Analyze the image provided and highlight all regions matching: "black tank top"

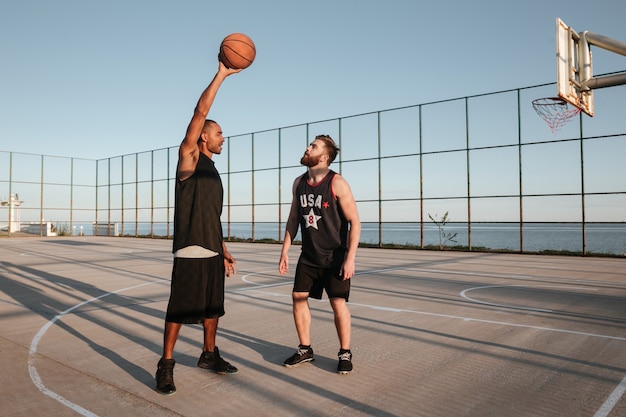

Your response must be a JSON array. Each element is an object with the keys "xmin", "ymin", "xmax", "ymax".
[
  {"xmin": 296, "ymin": 170, "xmax": 348, "ymax": 267},
  {"xmin": 173, "ymin": 152, "xmax": 223, "ymax": 254}
]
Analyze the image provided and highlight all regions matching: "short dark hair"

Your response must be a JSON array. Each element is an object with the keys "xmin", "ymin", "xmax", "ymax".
[
  {"xmin": 316, "ymin": 134, "xmax": 340, "ymax": 164},
  {"xmin": 204, "ymin": 119, "xmax": 217, "ymax": 131},
  {"xmin": 197, "ymin": 119, "xmax": 218, "ymax": 143}
]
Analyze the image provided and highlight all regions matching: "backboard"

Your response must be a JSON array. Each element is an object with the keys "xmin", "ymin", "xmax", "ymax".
[{"xmin": 556, "ymin": 18, "xmax": 594, "ymax": 116}]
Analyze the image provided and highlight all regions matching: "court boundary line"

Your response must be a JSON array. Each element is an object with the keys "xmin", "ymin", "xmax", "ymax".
[
  {"xmin": 28, "ymin": 280, "xmax": 167, "ymax": 417},
  {"xmin": 26, "ymin": 263, "xmax": 625, "ymax": 417},
  {"xmin": 460, "ymin": 284, "xmax": 598, "ymax": 312},
  {"xmin": 594, "ymin": 376, "xmax": 626, "ymax": 417},
  {"xmin": 238, "ymin": 267, "xmax": 626, "ymax": 417}
]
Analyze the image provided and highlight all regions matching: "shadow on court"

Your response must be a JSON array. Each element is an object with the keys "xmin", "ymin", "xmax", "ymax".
[{"xmin": 1, "ymin": 237, "xmax": 625, "ymax": 417}]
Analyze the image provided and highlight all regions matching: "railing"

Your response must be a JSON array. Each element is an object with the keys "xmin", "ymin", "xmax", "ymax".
[{"xmin": 1, "ymin": 80, "xmax": 624, "ymax": 256}]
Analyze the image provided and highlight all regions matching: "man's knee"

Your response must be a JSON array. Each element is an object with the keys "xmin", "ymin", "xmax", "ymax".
[{"xmin": 292, "ymin": 292, "xmax": 309, "ymax": 303}]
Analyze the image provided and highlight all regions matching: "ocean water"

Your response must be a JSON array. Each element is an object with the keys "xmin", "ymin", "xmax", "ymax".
[
  {"xmin": 368, "ymin": 222, "xmax": 625, "ymax": 255},
  {"xmin": 73, "ymin": 221, "xmax": 626, "ymax": 256}
]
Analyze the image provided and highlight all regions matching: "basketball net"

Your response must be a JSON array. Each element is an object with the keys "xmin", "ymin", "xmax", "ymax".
[{"xmin": 532, "ymin": 97, "xmax": 581, "ymax": 133}]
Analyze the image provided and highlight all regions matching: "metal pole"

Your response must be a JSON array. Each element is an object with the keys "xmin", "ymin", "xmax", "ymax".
[
  {"xmin": 95, "ymin": 160, "xmax": 99, "ymax": 236},
  {"xmin": 579, "ymin": 113, "xmax": 587, "ymax": 255},
  {"xmin": 338, "ymin": 118, "xmax": 343, "ymax": 173},
  {"xmin": 585, "ymin": 31, "xmax": 626, "ymax": 56},
  {"xmin": 108, "ymin": 158, "xmax": 111, "ymax": 236},
  {"xmin": 135, "ymin": 153, "xmax": 139, "ymax": 237},
  {"xmin": 251, "ymin": 133, "xmax": 255, "ymax": 242},
  {"xmin": 585, "ymin": 73, "xmax": 626, "ymax": 89},
  {"xmin": 418, "ymin": 105, "xmax": 424, "ymax": 248},
  {"xmin": 517, "ymin": 90, "xmax": 524, "ymax": 252},
  {"xmin": 70, "ymin": 158, "xmax": 74, "ymax": 234},
  {"xmin": 120, "ymin": 156, "xmax": 124, "ymax": 236},
  {"xmin": 39, "ymin": 155, "xmax": 44, "ymax": 236},
  {"xmin": 227, "ymin": 136, "xmax": 231, "ymax": 241},
  {"xmin": 278, "ymin": 128, "xmax": 282, "ymax": 242},
  {"xmin": 8, "ymin": 153, "xmax": 12, "ymax": 237},
  {"xmin": 581, "ymin": 32, "xmax": 626, "ymax": 89},
  {"xmin": 465, "ymin": 97, "xmax": 472, "ymax": 251},
  {"xmin": 377, "ymin": 111, "xmax": 382, "ymax": 248},
  {"xmin": 151, "ymin": 150, "xmax": 155, "ymax": 237},
  {"xmin": 167, "ymin": 147, "xmax": 171, "ymax": 239},
  {"xmin": 306, "ymin": 123, "xmax": 310, "ymax": 148}
]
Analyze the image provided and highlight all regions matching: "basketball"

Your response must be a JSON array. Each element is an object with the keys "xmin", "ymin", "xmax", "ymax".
[{"xmin": 219, "ymin": 33, "xmax": 256, "ymax": 70}]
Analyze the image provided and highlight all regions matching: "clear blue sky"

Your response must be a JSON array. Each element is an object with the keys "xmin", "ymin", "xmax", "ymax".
[{"xmin": 1, "ymin": 0, "xmax": 625, "ymax": 159}]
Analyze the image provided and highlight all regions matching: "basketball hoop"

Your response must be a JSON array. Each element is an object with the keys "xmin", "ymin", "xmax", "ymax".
[{"xmin": 532, "ymin": 97, "xmax": 581, "ymax": 133}]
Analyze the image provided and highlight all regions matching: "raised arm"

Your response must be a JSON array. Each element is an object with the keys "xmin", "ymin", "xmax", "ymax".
[{"xmin": 177, "ymin": 60, "xmax": 241, "ymax": 181}]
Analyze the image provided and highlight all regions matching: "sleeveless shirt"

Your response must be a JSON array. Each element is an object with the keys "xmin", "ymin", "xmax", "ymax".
[
  {"xmin": 296, "ymin": 170, "xmax": 348, "ymax": 267},
  {"xmin": 172, "ymin": 152, "xmax": 224, "ymax": 254}
]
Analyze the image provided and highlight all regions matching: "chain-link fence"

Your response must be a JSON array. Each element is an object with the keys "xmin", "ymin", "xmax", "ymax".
[{"xmin": 2, "ymin": 81, "xmax": 624, "ymax": 255}]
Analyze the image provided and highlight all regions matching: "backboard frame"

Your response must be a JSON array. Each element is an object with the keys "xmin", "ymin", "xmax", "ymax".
[{"xmin": 556, "ymin": 18, "xmax": 594, "ymax": 116}]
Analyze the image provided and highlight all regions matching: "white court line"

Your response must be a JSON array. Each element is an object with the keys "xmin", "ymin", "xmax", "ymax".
[
  {"xmin": 239, "ymin": 268, "xmax": 292, "ymax": 291},
  {"xmin": 594, "ymin": 375, "xmax": 626, "ymax": 417},
  {"xmin": 241, "ymin": 266, "xmax": 626, "ymax": 417},
  {"xmin": 239, "ymin": 270, "xmax": 626, "ymax": 342},
  {"xmin": 460, "ymin": 284, "xmax": 597, "ymax": 313},
  {"xmin": 348, "ymin": 301, "xmax": 626, "ymax": 341},
  {"xmin": 27, "ymin": 270, "xmax": 285, "ymax": 416},
  {"xmin": 29, "ymin": 265, "xmax": 625, "ymax": 417},
  {"xmin": 28, "ymin": 280, "xmax": 167, "ymax": 417}
]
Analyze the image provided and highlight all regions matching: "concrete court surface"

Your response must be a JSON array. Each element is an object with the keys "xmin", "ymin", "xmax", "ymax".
[{"xmin": 1, "ymin": 236, "xmax": 625, "ymax": 417}]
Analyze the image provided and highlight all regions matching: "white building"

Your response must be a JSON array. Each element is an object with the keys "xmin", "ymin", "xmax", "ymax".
[{"xmin": 0, "ymin": 193, "xmax": 23, "ymax": 232}]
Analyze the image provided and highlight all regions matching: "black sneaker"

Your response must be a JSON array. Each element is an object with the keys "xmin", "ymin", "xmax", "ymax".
[
  {"xmin": 337, "ymin": 349, "xmax": 353, "ymax": 374},
  {"xmin": 197, "ymin": 347, "xmax": 238, "ymax": 374},
  {"xmin": 155, "ymin": 358, "xmax": 176, "ymax": 395},
  {"xmin": 283, "ymin": 345, "xmax": 315, "ymax": 367}
]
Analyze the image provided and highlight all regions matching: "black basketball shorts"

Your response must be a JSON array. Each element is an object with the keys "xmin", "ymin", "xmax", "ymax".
[
  {"xmin": 293, "ymin": 259, "xmax": 350, "ymax": 301},
  {"xmin": 165, "ymin": 256, "xmax": 225, "ymax": 324}
]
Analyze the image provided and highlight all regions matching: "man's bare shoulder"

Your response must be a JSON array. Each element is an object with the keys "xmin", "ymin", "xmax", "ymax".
[{"xmin": 331, "ymin": 172, "xmax": 351, "ymax": 186}]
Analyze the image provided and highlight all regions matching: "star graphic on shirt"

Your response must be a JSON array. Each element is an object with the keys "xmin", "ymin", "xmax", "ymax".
[
  {"xmin": 303, "ymin": 208, "xmax": 322, "ymax": 229},
  {"xmin": 322, "ymin": 201, "xmax": 329, "ymax": 209}
]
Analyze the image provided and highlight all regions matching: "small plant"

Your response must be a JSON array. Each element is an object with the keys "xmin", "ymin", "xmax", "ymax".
[
  {"xmin": 55, "ymin": 223, "xmax": 71, "ymax": 236},
  {"xmin": 428, "ymin": 212, "xmax": 458, "ymax": 249}
]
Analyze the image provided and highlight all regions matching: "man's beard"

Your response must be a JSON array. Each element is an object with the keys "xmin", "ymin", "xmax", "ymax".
[{"xmin": 300, "ymin": 153, "xmax": 321, "ymax": 167}]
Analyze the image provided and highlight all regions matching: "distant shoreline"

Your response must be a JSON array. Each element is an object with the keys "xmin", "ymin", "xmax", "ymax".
[{"xmin": 3, "ymin": 221, "xmax": 623, "ymax": 256}]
